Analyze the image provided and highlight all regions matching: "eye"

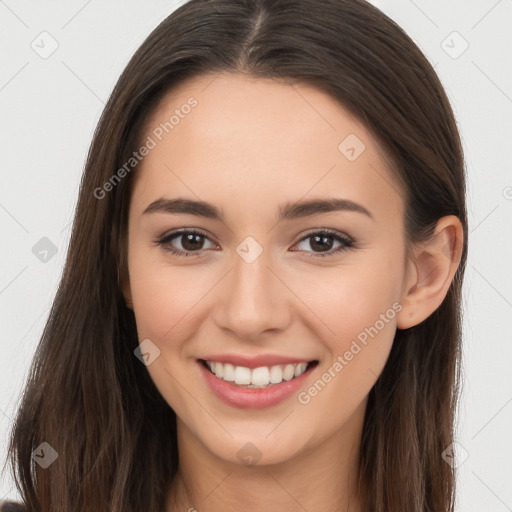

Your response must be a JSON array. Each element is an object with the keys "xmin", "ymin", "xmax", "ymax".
[
  {"xmin": 292, "ymin": 228, "xmax": 355, "ymax": 258},
  {"xmin": 155, "ymin": 229, "xmax": 217, "ymax": 257},
  {"xmin": 154, "ymin": 227, "xmax": 356, "ymax": 258}
]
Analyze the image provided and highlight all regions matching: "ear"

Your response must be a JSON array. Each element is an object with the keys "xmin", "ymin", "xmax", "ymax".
[{"xmin": 396, "ymin": 215, "xmax": 464, "ymax": 330}]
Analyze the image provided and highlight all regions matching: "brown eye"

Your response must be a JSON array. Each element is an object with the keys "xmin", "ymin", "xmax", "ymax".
[
  {"xmin": 156, "ymin": 229, "xmax": 217, "ymax": 256},
  {"xmin": 155, "ymin": 228, "xmax": 355, "ymax": 259},
  {"xmin": 293, "ymin": 229, "xmax": 354, "ymax": 258}
]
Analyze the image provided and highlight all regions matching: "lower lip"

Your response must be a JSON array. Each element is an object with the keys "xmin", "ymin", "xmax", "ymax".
[{"xmin": 198, "ymin": 360, "xmax": 315, "ymax": 409}]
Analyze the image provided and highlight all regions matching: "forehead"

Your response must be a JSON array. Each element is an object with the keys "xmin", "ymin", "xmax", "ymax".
[{"xmin": 130, "ymin": 72, "xmax": 404, "ymax": 226}]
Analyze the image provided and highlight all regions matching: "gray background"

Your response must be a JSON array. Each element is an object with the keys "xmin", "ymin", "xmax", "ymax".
[{"xmin": 1, "ymin": 0, "xmax": 511, "ymax": 510}]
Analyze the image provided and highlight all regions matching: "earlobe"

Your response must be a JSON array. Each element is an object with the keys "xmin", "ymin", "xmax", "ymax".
[{"xmin": 397, "ymin": 215, "xmax": 464, "ymax": 330}]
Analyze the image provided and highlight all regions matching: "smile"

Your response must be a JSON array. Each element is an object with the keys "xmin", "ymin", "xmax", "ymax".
[
  {"xmin": 198, "ymin": 357, "xmax": 318, "ymax": 409},
  {"xmin": 202, "ymin": 360, "xmax": 314, "ymax": 388}
]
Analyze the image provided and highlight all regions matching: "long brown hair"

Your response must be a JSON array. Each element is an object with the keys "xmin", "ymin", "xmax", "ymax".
[{"xmin": 1, "ymin": 0, "xmax": 468, "ymax": 510}]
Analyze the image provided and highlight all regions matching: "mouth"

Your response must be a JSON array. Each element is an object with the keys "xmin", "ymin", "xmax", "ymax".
[{"xmin": 199, "ymin": 359, "xmax": 319, "ymax": 389}]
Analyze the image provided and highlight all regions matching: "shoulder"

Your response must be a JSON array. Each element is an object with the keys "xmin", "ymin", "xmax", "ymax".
[{"xmin": 0, "ymin": 501, "xmax": 27, "ymax": 512}]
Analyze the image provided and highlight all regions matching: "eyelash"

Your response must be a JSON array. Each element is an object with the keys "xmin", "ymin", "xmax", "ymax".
[{"xmin": 154, "ymin": 228, "xmax": 356, "ymax": 259}]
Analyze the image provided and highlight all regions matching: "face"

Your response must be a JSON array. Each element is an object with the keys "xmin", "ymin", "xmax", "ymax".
[{"xmin": 122, "ymin": 72, "xmax": 410, "ymax": 467}]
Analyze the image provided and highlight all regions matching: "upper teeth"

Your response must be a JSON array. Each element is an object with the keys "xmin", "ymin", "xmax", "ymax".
[{"xmin": 206, "ymin": 361, "xmax": 309, "ymax": 387}]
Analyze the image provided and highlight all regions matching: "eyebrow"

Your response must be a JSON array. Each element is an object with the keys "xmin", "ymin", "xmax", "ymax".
[{"xmin": 142, "ymin": 197, "xmax": 374, "ymax": 221}]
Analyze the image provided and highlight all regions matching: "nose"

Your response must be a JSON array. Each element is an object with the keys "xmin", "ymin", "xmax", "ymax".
[{"xmin": 211, "ymin": 246, "xmax": 293, "ymax": 342}]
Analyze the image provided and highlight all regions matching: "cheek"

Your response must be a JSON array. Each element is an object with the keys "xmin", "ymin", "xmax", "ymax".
[
  {"xmin": 293, "ymin": 254, "xmax": 403, "ymax": 408},
  {"xmin": 127, "ymin": 250, "xmax": 207, "ymax": 413},
  {"xmin": 296, "ymin": 273, "xmax": 400, "ymax": 417},
  {"xmin": 299, "ymin": 253, "xmax": 403, "ymax": 344},
  {"xmin": 127, "ymin": 248, "xmax": 210, "ymax": 342},
  {"xmin": 295, "ymin": 254, "xmax": 403, "ymax": 412}
]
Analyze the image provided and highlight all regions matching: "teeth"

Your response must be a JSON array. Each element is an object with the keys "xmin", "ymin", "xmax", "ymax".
[
  {"xmin": 251, "ymin": 366, "xmax": 270, "ymax": 386},
  {"xmin": 223, "ymin": 363, "xmax": 235, "ymax": 382},
  {"xmin": 269, "ymin": 365, "xmax": 282, "ymax": 384},
  {"xmin": 234, "ymin": 366, "xmax": 251, "ymax": 385},
  {"xmin": 295, "ymin": 362, "xmax": 307, "ymax": 377},
  {"xmin": 283, "ymin": 364, "xmax": 295, "ymax": 381},
  {"xmin": 205, "ymin": 360, "xmax": 310, "ymax": 387},
  {"xmin": 214, "ymin": 362, "xmax": 223, "ymax": 378}
]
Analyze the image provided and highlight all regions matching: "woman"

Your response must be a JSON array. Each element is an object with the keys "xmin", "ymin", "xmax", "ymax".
[{"xmin": 1, "ymin": 0, "xmax": 468, "ymax": 510}]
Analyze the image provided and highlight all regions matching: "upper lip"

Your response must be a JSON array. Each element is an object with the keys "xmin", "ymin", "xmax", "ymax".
[{"xmin": 199, "ymin": 354, "xmax": 315, "ymax": 369}]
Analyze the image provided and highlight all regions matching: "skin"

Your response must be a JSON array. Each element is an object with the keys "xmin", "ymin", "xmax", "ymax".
[{"xmin": 121, "ymin": 72, "xmax": 464, "ymax": 511}]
